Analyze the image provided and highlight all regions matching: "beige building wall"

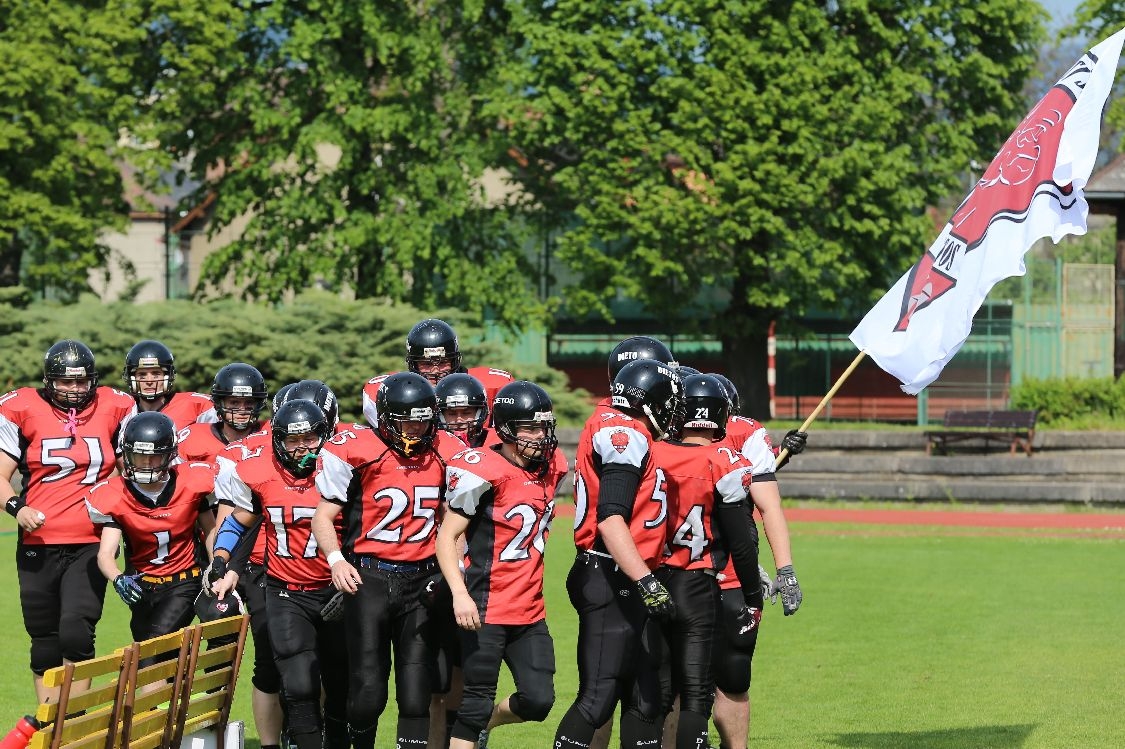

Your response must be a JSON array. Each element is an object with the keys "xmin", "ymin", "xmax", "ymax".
[{"xmin": 92, "ymin": 215, "xmax": 169, "ymax": 303}]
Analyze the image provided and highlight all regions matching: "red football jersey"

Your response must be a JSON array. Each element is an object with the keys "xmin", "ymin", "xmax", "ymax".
[
  {"xmin": 572, "ymin": 403, "xmax": 665, "ymax": 567},
  {"xmin": 149, "ymin": 391, "xmax": 217, "ymax": 432},
  {"xmin": 86, "ymin": 462, "xmax": 215, "ymax": 575},
  {"xmin": 215, "ymin": 428, "xmax": 273, "ymax": 566},
  {"xmin": 176, "ymin": 420, "xmax": 264, "ymax": 465},
  {"xmin": 316, "ymin": 425, "xmax": 445, "ymax": 561},
  {"xmin": 217, "ymin": 448, "xmax": 332, "ymax": 587},
  {"xmin": 651, "ymin": 442, "xmax": 754, "ymax": 572},
  {"xmin": 361, "ymin": 366, "xmax": 513, "ymax": 429},
  {"xmin": 446, "ymin": 444, "xmax": 567, "ymax": 625},
  {"xmin": 0, "ymin": 386, "xmax": 136, "ymax": 545},
  {"xmin": 720, "ymin": 416, "xmax": 777, "ymax": 475}
]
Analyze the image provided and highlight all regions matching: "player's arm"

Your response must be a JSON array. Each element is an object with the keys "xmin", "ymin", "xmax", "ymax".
[
  {"xmin": 95, "ymin": 525, "xmax": 125, "ymax": 583},
  {"xmin": 0, "ymin": 450, "xmax": 44, "ymax": 532},
  {"xmin": 311, "ymin": 499, "xmax": 361, "ymax": 594},
  {"xmin": 436, "ymin": 510, "xmax": 479, "ymax": 631},
  {"xmin": 713, "ymin": 499, "xmax": 761, "ymax": 602},
  {"xmin": 748, "ymin": 479, "xmax": 791, "ymax": 568},
  {"xmin": 595, "ymin": 464, "xmax": 649, "ymax": 581},
  {"xmin": 748, "ymin": 477, "xmax": 802, "ymax": 615}
]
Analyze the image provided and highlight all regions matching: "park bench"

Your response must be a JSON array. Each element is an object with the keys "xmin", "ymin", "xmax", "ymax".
[
  {"xmin": 924, "ymin": 409, "xmax": 1038, "ymax": 457},
  {"xmin": 26, "ymin": 614, "xmax": 248, "ymax": 749}
]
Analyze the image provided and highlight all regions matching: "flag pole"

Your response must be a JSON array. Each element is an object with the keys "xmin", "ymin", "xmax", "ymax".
[{"xmin": 777, "ymin": 350, "xmax": 867, "ymax": 464}]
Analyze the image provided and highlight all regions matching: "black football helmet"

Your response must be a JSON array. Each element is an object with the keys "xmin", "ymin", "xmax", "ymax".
[
  {"xmin": 122, "ymin": 412, "xmax": 178, "ymax": 484},
  {"xmin": 210, "ymin": 363, "xmax": 268, "ymax": 430},
  {"xmin": 678, "ymin": 366, "xmax": 701, "ymax": 377},
  {"xmin": 607, "ymin": 336, "xmax": 676, "ymax": 385},
  {"xmin": 493, "ymin": 381, "xmax": 558, "ymax": 470},
  {"xmin": 611, "ymin": 359, "xmax": 685, "ymax": 441},
  {"xmin": 123, "ymin": 339, "xmax": 176, "ymax": 400},
  {"xmin": 42, "ymin": 339, "xmax": 99, "ymax": 410},
  {"xmin": 272, "ymin": 382, "xmax": 298, "ymax": 412},
  {"xmin": 271, "ymin": 399, "xmax": 331, "ymax": 478},
  {"xmin": 376, "ymin": 372, "xmax": 438, "ymax": 457},
  {"xmin": 708, "ymin": 373, "xmax": 740, "ymax": 416},
  {"xmin": 278, "ymin": 379, "xmax": 339, "ymax": 431},
  {"xmin": 406, "ymin": 318, "xmax": 462, "ymax": 384},
  {"xmin": 435, "ymin": 373, "xmax": 488, "ymax": 444},
  {"xmin": 681, "ymin": 374, "xmax": 730, "ymax": 440}
]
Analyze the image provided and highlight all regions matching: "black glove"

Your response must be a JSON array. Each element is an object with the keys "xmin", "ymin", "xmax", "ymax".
[
  {"xmin": 635, "ymin": 573, "xmax": 676, "ymax": 620},
  {"xmin": 113, "ymin": 574, "xmax": 144, "ymax": 606},
  {"xmin": 202, "ymin": 556, "xmax": 229, "ymax": 597},
  {"xmin": 774, "ymin": 565, "xmax": 802, "ymax": 615},
  {"xmin": 320, "ymin": 591, "xmax": 345, "ymax": 622},
  {"xmin": 781, "ymin": 429, "xmax": 808, "ymax": 455}
]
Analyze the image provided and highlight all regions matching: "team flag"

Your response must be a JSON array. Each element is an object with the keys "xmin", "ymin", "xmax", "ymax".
[{"xmin": 850, "ymin": 28, "xmax": 1125, "ymax": 394}]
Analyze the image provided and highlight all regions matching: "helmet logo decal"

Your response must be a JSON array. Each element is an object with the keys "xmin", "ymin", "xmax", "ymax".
[
  {"xmin": 611, "ymin": 395, "xmax": 629, "ymax": 408},
  {"xmin": 423, "ymin": 346, "xmax": 446, "ymax": 357},
  {"xmin": 137, "ymin": 356, "xmax": 160, "ymax": 367},
  {"xmin": 446, "ymin": 395, "xmax": 469, "ymax": 407},
  {"xmin": 408, "ymin": 407, "xmax": 433, "ymax": 419},
  {"xmin": 534, "ymin": 411, "xmax": 554, "ymax": 421},
  {"xmin": 286, "ymin": 420, "xmax": 311, "ymax": 433},
  {"xmin": 63, "ymin": 367, "xmax": 87, "ymax": 377},
  {"xmin": 133, "ymin": 441, "xmax": 156, "ymax": 452},
  {"xmin": 610, "ymin": 430, "xmax": 630, "ymax": 454},
  {"xmin": 231, "ymin": 385, "xmax": 252, "ymax": 396}
]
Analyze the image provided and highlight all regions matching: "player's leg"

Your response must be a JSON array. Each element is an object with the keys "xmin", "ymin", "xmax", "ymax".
[
  {"xmin": 19, "ymin": 544, "xmax": 64, "ymax": 704},
  {"xmin": 712, "ymin": 588, "xmax": 759, "ymax": 749},
  {"xmin": 554, "ymin": 555, "xmax": 642, "ymax": 749},
  {"xmin": 666, "ymin": 571, "xmax": 719, "ymax": 749},
  {"xmin": 449, "ymin": 623, "xmax": 507, "ymax": 749},
  {"xmin": 423, "ymin": 573, "xmax": 458, "ymax": 749},
  {"xmin": 56, "ymin": 544, "xmax": 108, "ymax": 699},
  {"xmin": 238, "ymin": 563, "xmax": 284, "ymax": 749},
  {"xmin": 620, "ymin": 614, "xmax": 669, "ymax": 749},
  {"xmin": 347, "ymin": 566, "xmax": 394, "ymax": 749},
  {"xmin": 390, "ymin": 573, "xmax": 436, "ymax": 749},
  {"xmin": 267, "ymin": 586, "xmax": 324, "ymax": 749},
  {"xmin": 316, "ymin": 601, "xmax": 351, "ymax": 749},
  {"xmin": 497, "ymin": 620, "xmax": 556, "ymax": 728}
]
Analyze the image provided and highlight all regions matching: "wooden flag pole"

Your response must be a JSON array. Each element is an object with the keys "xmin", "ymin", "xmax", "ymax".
[{"xmin": 776, "ymin": 350, "xmax": 867, "ymax": 464}]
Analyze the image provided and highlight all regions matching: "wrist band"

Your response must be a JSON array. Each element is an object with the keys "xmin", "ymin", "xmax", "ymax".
[{"xmin": 326, "ymin": 550, "xmax": 345, "ymax": 567}]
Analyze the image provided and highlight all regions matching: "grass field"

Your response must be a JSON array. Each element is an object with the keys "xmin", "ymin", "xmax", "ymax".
[{"xmin": 2, "ymin": 509, "xmax": 1124, "ymax": 748}]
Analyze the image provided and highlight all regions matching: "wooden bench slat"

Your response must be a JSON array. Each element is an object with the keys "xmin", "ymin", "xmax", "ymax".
[{"xmin": 925, "ymin": 409, "xmax": 1038, "ymax": 456}]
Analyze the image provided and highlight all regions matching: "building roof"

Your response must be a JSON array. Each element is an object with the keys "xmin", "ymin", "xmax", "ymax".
[{"xmin": 1085, "ymin": 152, "xmax": 1125, "ymax": 213}]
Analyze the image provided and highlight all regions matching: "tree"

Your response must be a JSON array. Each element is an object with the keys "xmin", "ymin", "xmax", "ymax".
[
  {"xmin": 0, "ymin": 1, "xmax": 149, "ymax": 298},
  {"xmin": 498, "ymin": 0, "xmax": 1045, "ymax": 417},
  {"xmin": 137, "ymin": 1, "xmax": 545, "ymax": 327}
]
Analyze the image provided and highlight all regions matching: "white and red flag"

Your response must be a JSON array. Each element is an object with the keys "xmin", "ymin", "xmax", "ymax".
[{"xmin": 850, "ymin": 28, "xmax": 1125, "ymax": 394}]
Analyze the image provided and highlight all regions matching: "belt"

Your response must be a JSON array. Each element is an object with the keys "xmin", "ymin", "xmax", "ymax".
[
  {"xmin": 355, "ymin": 555, "xmax": 437, "ymax": 574},
  {"xmin": 269, "ymin": 576, "xmax": 333, "ymax": 592},
  {"xmin": 141, "ymin": 567, "xmax": 201, "ymax": 585},
  {"xmin": 578, "ymin": 550, "xmax": 620, "ymax": 571}
]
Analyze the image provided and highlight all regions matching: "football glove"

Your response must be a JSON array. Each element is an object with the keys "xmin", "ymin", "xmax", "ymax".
[
  {"xmin": 113, "ymin": 574, "xmax": 144, "ymax": 606},
  {"xmin": 781, "ymin": 429, "xmax": 808, "ymax": 455},
  {"xmin": 774, "ymin": 564, "xmax": 803, "ymax": 615},
  {"xmin": 758, "ymin": 564, "xmax": 777, "ymax": 601},
  {"xmin": 729, "ymin": 604, "xmax": 762, "ymax": 647},
  {"xmin": 202, "ymin": 556, "xmax": 229, "ymax": 597},
  {"xmin": 320, "ymin": 591, "xmax": 345, "ymax": 623},
  {"xmin": 635, "ymin": 573, "xmax": 676, "ymax": 620}
]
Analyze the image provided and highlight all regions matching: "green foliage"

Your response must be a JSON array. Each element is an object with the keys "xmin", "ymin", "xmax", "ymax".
[
  {"xmin": 0, "ymin": 0, "xmax": 149, "ymax": 296},
  {"xmin": 135, "ymin": 0, "xmax": 546, "ymax": 330},
  {"xmin": 499, "ymin": 0, "xmax": 1046, "ymax": 415},
  {"xmin": 0, "ymin": 292, "xmax": 590, "ymax": 424},
  {"xmin": 1010, "ymin": 374, "xmax": 1125, "ymax": 426}
]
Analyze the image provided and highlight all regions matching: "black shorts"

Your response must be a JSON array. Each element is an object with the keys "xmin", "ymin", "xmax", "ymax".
[
  {"xmin": 237, "ymin": 560, "xmax": 280, "ymax": 694},
  {"xmin": 130, "ymin": 574, "xmax": 199, "ymax": 645},
  {"xmin": 264, "ymin": 578, "xmax": 348, "ymax": 716},
  {"xmin": 17, "ymin": 542, "xmax": 107, "ymax": 674},
  {"xmin": 712, "ymin": 587, "xmax": 760, "ymax": 694}
]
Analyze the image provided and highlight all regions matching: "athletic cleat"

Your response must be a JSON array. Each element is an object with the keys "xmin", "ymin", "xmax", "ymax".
[{"xmin": 477, "ymin": 728, "xmax": 490, "ymax": 748}]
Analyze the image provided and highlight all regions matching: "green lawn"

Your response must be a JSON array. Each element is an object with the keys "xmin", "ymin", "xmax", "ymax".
[{"xmin": 2, "ymin": 514, "xmax": 1123, "ymax": 748}]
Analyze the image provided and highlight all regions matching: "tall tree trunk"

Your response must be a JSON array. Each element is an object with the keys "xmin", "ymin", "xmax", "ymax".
[
  {"xmin": 0, "ymin": 238, "xmax": 21, "ymax": 287},
  {"xmin": 719, "ymin": 265, "xmax": 774, "ymax": 422}
]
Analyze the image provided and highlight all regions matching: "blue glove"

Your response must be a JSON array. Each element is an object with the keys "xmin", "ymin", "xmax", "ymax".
[{"xmin": 113, "ymin": 574, "xmax": 144, "ymax": 606}]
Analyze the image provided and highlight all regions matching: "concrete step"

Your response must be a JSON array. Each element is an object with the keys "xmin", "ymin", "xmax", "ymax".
[{"xmin": 779, "ymin": 476, "xmax": 1125, "ymax": 504}]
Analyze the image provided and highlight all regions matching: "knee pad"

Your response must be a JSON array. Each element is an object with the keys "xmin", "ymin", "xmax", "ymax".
[
  {"xmin": 57, "ymin": 615, "xmax": 96, "ymax": 664},
  {"xmin": 510, "ymin": 689, "xmax": 554, "ymax": 723},
  {"xmin": 278, "ymin": 649, "xmax": 319, "ymax": 703},
  {"xmin": 251, "ymin": 668, "xmax": 281, "ymax": 695},
  {"xmin": 451, "ymin": 695, "xmax": 492, "ymax": 739},
  {"xmin": 30, "ymin": 638, "xmax": 62, "ymax": 676}
]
